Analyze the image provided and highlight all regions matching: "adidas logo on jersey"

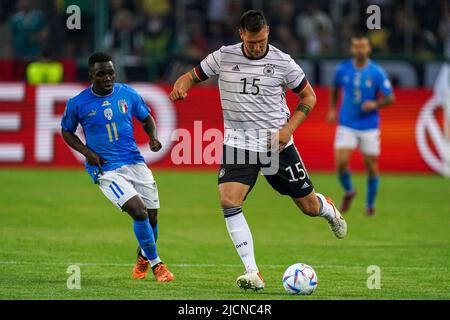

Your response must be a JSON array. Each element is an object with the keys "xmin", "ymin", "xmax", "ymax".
[
  {"xmin": 232, "ymin": 65, "xmax": 240, "ymax": 71},
  {"xmin": 301, "ymin": 182, "xmax": 310, "ymax": 189}
]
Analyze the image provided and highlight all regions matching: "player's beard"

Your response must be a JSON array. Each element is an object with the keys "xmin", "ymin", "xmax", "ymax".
[
  {"xmin": 249, "ymin": 46, "xmax": 268, "ymax": 58},
  {"xmin": 355, "ymin": 55, "xmax": 369, "ymax": 66}
]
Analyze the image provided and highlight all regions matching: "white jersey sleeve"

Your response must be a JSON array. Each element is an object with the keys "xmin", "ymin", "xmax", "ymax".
[
  {"xmin": 284, "ymin": 57, "xmax": 308, "ymax": 93},
  {"xmin": 199, "ymin": 48, "xmax": 222, "ymax": 78}
]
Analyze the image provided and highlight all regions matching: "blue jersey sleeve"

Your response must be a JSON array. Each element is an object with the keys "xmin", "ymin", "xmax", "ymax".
[
  {"xmin": 61, "ymin": 98, "xmax": 79, "ymax": 132},
  {"xmin": 123, "ymin": 85, "xmax": 150, "ymax": 121},
  {"xmin": 376, "ymin": 67, "xmax": 393, "ymax": 97},
  {"xmin": 132, "ymin": 94, "xmax": 151, "ymax": 121}
]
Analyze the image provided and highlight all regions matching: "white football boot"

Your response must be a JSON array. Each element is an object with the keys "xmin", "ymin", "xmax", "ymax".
[
  {"xmin": 325, "ymin": 196, "xmax": 347, "ymax": 239},
  {"xmin": 236, "ymin": 271, "xmax": 265, "ymax": 291}
]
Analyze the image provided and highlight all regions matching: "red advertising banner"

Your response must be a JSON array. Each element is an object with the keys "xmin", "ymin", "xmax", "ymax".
[{"xmin": 0, "ymin": 83, "xmax": 446, "ymax": 174}]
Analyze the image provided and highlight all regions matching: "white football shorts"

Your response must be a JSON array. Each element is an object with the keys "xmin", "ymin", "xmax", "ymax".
[
  {"xmin": 97, "ymin": 163, "xmax": 160, "ymax": 211},
  {"xmin": 334, "ymin": 125, "xmax": 381, "ymax": 156}
]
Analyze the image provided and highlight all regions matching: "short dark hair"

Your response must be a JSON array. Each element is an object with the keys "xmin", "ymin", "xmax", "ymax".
[
  {"xmin": 88, "ymin": 52, "xmax": 112, "ymax": 68},
  {"xmin": 351, "ymin": 32, "xmax": 368, "ymax": 40},
  {"xmin": 240, "ymin": 10, "xmax": 267, "ymax": 33}
]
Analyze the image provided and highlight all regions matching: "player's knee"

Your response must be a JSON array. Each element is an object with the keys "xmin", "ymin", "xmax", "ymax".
[
  {"xmin": 220, "ymin": 193, "xmax": 242, "ymax": 209},
  {"xmin": 366, "ymin": 164, "xmax": 378, "ymax": 177},
  {"xmin": 131, "ymin": 207, "xmax": 148, "ymax": 221},
  {"xmin": 337, "ymin": 161, "xmax": 349, "ymax": 173}
]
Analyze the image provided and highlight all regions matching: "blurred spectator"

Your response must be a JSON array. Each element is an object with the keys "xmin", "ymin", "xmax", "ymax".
[
  {"xmin": 439, "ymin": 1, "xmax": 450, "ymax": 58},
  {"xmin": 267, "ymin": 0, "xmax": 297, "ymax": 31},
  {"xmin": 338, "ymin": 19, "xmax": 357, "ymax": 53},
  {"xmin": 103, "ymin": 9, "xmax": 145, "ymax": 81},
  {"xmin": 367, "ymin": 29, "xmax": 390, "ymax": 54},
  {"xmin": 183, "ymin": 21, "xmax": 208, "ymax": 61},
  {"xmin": 207, "ymin": 0, "xmax": 229, "ymax": 24},
  {"xmin": 103, "ymin": 9, "xmax": 144, "ymax": 57},
  {"xmin": 142, "ymin": 0, "xmax": 171, "ymax": 15},
  {"xmin": 0, "ymin": 0, "xmax": 15, "ymax": 22},
  {"xmin": 26, "ymin": 47, "xmax": 63, "ymax": 84},
  {"xmin": 296, "ymin": 2, "xmax": 334, "ymax": 54},
  {"xmin": 388, "ymin": 5, "xmax": 418, "ymax": 53},
  {"xmin": 144, "ymin": 11, "xmax": 176, "ymax": 80},
  {"xmin": 272, "ymin": 24, "xmax": 302, "ymax": 56},
  {"xmin": 56, "ymin": 0, "xmax": 94, "ymax": 58},
  {"xmin": 9, "ymin": 0, "xmax": 49, "ymax": 59},
  {"xmin": 0, "ymin": 0, "xmax": 449, "ymax": 83},
  {"xmin": 207, "ymin": 22, "xmax": 230, "ymax": 52}
]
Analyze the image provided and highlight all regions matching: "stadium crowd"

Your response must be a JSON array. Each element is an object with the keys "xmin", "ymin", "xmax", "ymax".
[{"xmin": 0, "ymin": 0, "xmax": 448, "ymax": 82}]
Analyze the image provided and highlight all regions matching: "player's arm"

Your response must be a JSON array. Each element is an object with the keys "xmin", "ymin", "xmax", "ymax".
[
  {"xmin": 328, "ymin": 65, "xmax": 343, "ymax": 123},
  {"xmin": 286, "ymin": 83, "xmax": 317, "ymax": 133},
  {"xmin": 362, "ymin": 69, "xmax": 395, "ymax": 112},
  {"xmin": 327, "ymin": 85, "xmax": 339, "ymax": 123},
  {"xmin": 169, "ymin": 67, "xmax": 205, "ymax": 102},
  {"xmin": 61, "ymin": 129, "xmax": 106, "ymax": 174},
  {"xmin": 275, "ymin": 83, "xmax": 317, "ymax": 151},
  {"xmin": 361, "ymin": 94, "xmax": 395, "ymax": 112},
  {"xmin": 140, "ymin": 115, "xmax": 162, "ymax": 152}
]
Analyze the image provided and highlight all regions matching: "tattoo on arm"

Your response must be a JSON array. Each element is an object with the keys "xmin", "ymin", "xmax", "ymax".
[
  {"xmin": 190, "ymin": 69, "xmax": 201, "ymax": 84},
  {"xmin": 296, "ymin": 103, "xmax": 312, "ymax": 116}
]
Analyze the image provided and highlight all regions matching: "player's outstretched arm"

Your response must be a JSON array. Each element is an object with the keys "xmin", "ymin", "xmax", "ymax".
[
  {"xmin": 169, "ymin": 69, "xmax": 203, "ymax": 102},
  {"xmin": 61, "ymin": 129, "xmax": 106, "ymax": 174},
  {"xmin": 140, "ymin": 115, "xmax": 162, "ymax": 152},
  {"xmin": 274, "ymin": 83, "xmax": 317, "ymax": 152}
]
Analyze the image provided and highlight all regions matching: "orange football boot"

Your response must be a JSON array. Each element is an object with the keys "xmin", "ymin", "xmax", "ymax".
[
  {"xmin": 132, "ymin": 248, "xmax": 149, "ymax": 279},
  {"xmin": 152, "ymin": 263, "xmax": 174, "ymax": 282}
]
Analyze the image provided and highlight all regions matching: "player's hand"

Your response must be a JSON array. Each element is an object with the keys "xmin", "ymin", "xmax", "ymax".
[
  {"xmin": 362, "ymin": 100, "xmax": 378, "ymax": 112},
  {"xmin": 84, "ymin": 149, "xmax": 106, "ymax": 175},
  {"xmin": 149, "ymin": 138, "xmax": 162, "ymax": 152},
  {"xmin": 327, "ymin": 109, "xmax": 337, "ymax": 123},
  {"xmin": 169, "ymin": 87, "xmax": 187, "ymax": 102},
  {"xmin": 271, "ymin": 126, "xmax": 292, "ymax": 152}
]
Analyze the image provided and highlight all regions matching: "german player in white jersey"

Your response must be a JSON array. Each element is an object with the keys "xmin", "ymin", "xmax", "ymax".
[{"xmin": 169, "ymin": 10, "xmax": 347, "ymax": 291}]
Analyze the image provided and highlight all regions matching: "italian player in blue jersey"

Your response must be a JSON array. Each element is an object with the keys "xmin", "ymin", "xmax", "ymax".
[
  {"xmin": 61, "ymin": 52, "xmax": 174, "ymax": 282},
  {"xmin": 328, "ymin": 35, "xmax": 395, "ymax": 216}
]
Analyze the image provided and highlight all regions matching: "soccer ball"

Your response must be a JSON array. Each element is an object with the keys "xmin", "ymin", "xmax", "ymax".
[{"xmin": 282, "ymin": 263, "xmax": 318, "ymax": 295}]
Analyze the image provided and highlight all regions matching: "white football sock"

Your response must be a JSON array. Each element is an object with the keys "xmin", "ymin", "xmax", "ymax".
[
  {"xmin": 149, "ymin": 257, "xmax": 162, "ymax": 267},
  {"xmin": 316, "ymin": 193, "xmax": 336, "ymax": 221},
  {"xmin": 224, "ymin": 208, "xmax": 259, "ymax": 273},
  {"xmin": 140, "ymin": 249, "xmax": 161, "ymax": 267}
]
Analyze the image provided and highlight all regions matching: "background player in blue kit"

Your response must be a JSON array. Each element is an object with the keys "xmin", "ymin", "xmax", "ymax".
[
  {"xmin": 328, "ymin": 35, "xmax": 395, "ymax": 216},
  {"xmin": 61, "ymin": 52, "xmax": 174, "ymax": 282}
]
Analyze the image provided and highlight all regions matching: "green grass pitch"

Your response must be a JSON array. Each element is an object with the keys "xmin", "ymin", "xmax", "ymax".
[{"xmin": 0, "ymin": 169, "xmax": 449, "ymax": 300}]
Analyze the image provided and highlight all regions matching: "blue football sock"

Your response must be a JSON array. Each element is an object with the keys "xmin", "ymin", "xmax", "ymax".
[
  {"xmin": 152, "ymin": 223, "xmax": 159, "ymax": 243},
  {"xmin": 339, "ymin": 171, "xmax": 354, "ymax": 193},
  {"xmin": 367, "ymin": 176, "xmax": 380, "ymax": 209},
  {"xmin": 133, "ymin": 220, "xmax": 158, "ymax": 261}
]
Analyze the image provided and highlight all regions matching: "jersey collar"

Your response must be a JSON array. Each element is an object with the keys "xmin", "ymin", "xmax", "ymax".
[
  {"xmin": 90, "ymin": 85, "xmax": 115, "ymax": 98},
  {"xmin": 352, "ymin": 59, "xmax": 371, "ymax": 70},
  {"xmin": 241, "ymin": 43, "xmax": 269, "ymax": 60}
]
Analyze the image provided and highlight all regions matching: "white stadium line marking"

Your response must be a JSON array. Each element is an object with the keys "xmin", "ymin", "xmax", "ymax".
[{"xmin": 0, "ymin": 260, "xmax": 448, "ymax": 271}]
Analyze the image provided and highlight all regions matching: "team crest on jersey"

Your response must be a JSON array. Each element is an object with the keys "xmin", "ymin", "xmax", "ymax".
[
  {"xmin": 104, "ymin": 108, "xmax": 113, "ymax": 120},
  {"xmin": 118, "ymin": 100, "xmax": 128, "ymax": 113},
  {"xmin": 263, "ymin": 64, "xmax": 275, "ymax": 77},
  {"xmin": 365, "ymin": 79, "xmax": 372, "ymax": 87}
]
